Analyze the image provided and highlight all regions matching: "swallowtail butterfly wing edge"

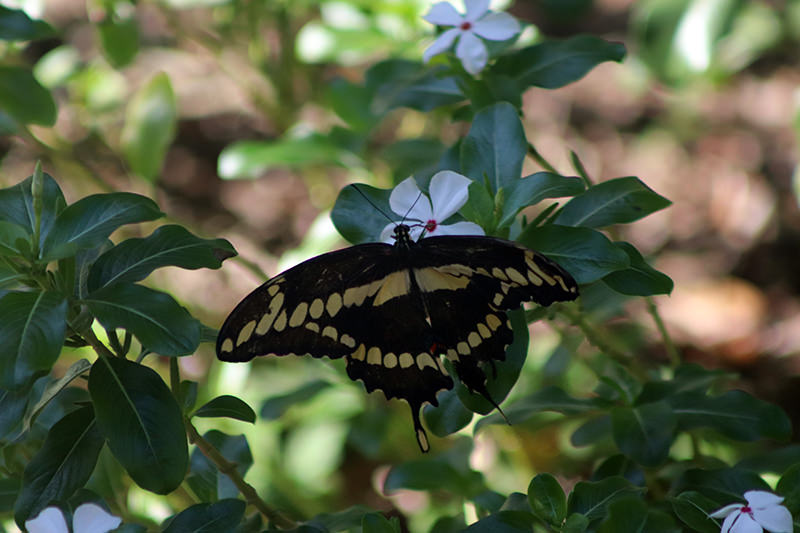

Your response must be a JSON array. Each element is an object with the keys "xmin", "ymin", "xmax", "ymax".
[{"xmin": 217, "ymin": 224, "xmax": 578, "ymax": 451}]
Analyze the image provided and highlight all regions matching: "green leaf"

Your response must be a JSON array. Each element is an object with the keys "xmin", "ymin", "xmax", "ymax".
[
  {"xmin": 22, "ymin": 358, "xmax": 92, "ymax": 433},
  {"xmin": 366, "ymin": 60, "xmax": 464, "ymax": 112},
  {"xmin": 591, "ymin": 455, "xmax": 645, "ymax": 486},
  {"xmin": 327, "ymin": 78, "xmax": 377, "ymax": 132},
  {"xmin": 87, "ymin": 225, "xmax": 236, "ymax": 291},
  {"xmin": 464, "ymin": 511, "xmax": 535, "ymax": 533},
  {"xmin": 777, "ymin": 464, "xmax": 800, "ymax": 515},
  {"xmin": 423, "ymin": 388, "xmax": 474, "ymax": 437},
  {"xmin": 499, "ymin": 173, "xmax": 585, "ymax": 228},
  {"xmin": 193, "ymin": 395, "xmax": 256, "ymax": 423},
  {"xmin": 493, "ymin": 35, "xmax": 626, "ymax": 90},
  {"xmin": 13, "ymin": 405, "xmax": 104, "ymax": 526},
  {"xmin": 381, "ymin": 138, "xmax": 446, "ymax": 182},
  {"xmin": 98, "ymin": 17, "xmax": 139, "ymax": 68},
  {"xmin": 528, "ymin": 473, "xmax": 566, "ymax": 525},
  {"xmin": 331, "ymin": 183, "xmax": 394, "ymax": 244},
  {"xmin": 41, "ymin": 192, "xmax": 163, "ymax": 261},
  {"xmin": 362, "ymin": 512, "xmax": 399, "ymax": 533},
  {"xmin": 603, "ymin": 242, "xmax": 673, "ymax": 296},
  {"xmin": 571, "ymin": 415, "xmax": 612, "ymax": 447},
  {"xmin": 670, "ymin": 390, "xmax": 791, "ymax": 441},
  {"xmin": 460, "ymin": 102, "xmax": 527, "ymax": 193},
  {"xmin": 0, "ymin": 221, "xmax": 30, "ymax": 257},
  {"xmin": 670, "ymin": 491, "xmax": 723, "ymax": 533},
  {"xmin": 598, "ymin": 497, "xmax": 680, "ymax": 533},
  {"xmin": 0, "ymin": 5, "xmax": 54, "ymax": 40},
  {"xmin": 638, "ymin": 363, "xmax": 728, "ymax": 403},
  {"xmin": 162, "ymin": 499, "xmax": 246, "ymax": 533},
  {"xmin": 121, "ymin": 73, "xmax": 177, "ymax": 181},
  {"xmin": 0, "ymin": 173, "xmax": 65, "ymax": 250},
  {"xmin": 259, "ymin": 379, "xmax": 331, "ymax": 420},
  {"xmin": 503, "ymin": 385, "xmax": 607, "ymax": 423},
  {"xmin": 517, "ymin": 224, "xmax": 629, "ymax": 284},
  {"xmin": 384, "ymin": 458, "xmax": 482, "ymax": 497},
  {"xmin": 186, "ymin": 431, "xmax": 252, "ymax": 502},
  {"xmin": 308, "ymin": 505, "xmax": 379, "ymax": 532},
  {"xmin": 0, "ymin": 291, "xmax": 67, "ymax": 389},
  {"xmin": 219, "ymin": 134, "xmax": 355, "ymax": 180},
  {"xmin": 567, "ymin": 476, "xmax": 642, "ymax": 522},
  {"xmin": 611, "ymin": 401, "xmax": 676, "ymax": 466},
  {"xmin": 0, "ymin": 385, "xmax": 34, "ymax": 439},
  {"xmin": 0, "ymin": 477, "xmax": 18, "ymax": 513},
  {"xmin": 562, "ymin": 513, "xmax": 590, "ymax": 533},
  {"xmin": 0, "ymin": 66, "xmax": 56, "ymax": 125},
  {"xmin": 555, "ymin": 177, "xmax": 671, "ymax": 228},
  {"xmin": 84, "ymin": 283, "xmax": 200, "ymax": 356},
  {"xmin": 675, "ymin": 467, "xmax": 771, "ymax": 504},
  {"xmin": 88, "ymin": 357, "xmax": 188, "ymax": 494}
]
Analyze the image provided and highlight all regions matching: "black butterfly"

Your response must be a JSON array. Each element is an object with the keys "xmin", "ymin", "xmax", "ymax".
[{"xmin": 217, "ymin": 224, "xmax": 578, "ymax": 451}]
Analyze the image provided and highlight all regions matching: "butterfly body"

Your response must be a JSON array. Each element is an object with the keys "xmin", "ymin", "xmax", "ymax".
[{"xmin": 217, "ymin": 224, "xmax": 578, "ymax": 451}]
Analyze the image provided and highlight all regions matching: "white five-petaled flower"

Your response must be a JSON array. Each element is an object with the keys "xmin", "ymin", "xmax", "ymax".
[
  {"xmin": 710, "ymin": 491, "xmax": 793, "ymax": 533},
  {"xmin": 380, "ymin": 170, "xmax": 484, "ymax": 243},
  {"xmin": 26, "ymin": 503, "xmax": 122, "ymax": 533},
  {"xmin": 422, "ymin": 0, "xmax": 521, "ymax": 75}
]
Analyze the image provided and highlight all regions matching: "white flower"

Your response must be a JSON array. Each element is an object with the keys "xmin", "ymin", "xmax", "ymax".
[
  {"xmin": 710, "ymin": 491, "xmax": 793, "ymax": 533},
  {"xmin": 422, "ymin": 0, "xmax": 520, "ymax": 75},
  {"xmin": 380, "ymin": 170, "xmax": 484, "ymax": 242},
  {"xmin": 26, "ymin": 503, "xmax": 122, "ymax": 533}
]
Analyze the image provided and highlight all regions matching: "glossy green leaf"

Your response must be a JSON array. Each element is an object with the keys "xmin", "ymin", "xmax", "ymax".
[
  {"xmin": 637, "ymin": 363, "xmax": 728, "ymax": 404},
  {"xmin": 674, "ymin": 467, "xmax": 771, "ymax": 503},
  {"xmin": 0, "ymin": 221, "xmax": 29, "ymax": 256},
  {"xmin": 13, "ymin": 405, "xmax": 104, "ymax": 526},
  {"xmin": 121, "ymin": 73, "xmax": 177, "ymax": 181},
  {"xmin": 518, "ymin": 224, "xmax": 629, "ymax": 284},
  {"xmin": 381, "ymin": 138, "xmax": 446, "ymax": 182},
  {"xmin": 567, "ymin": 476, "xmax": 642, "ymax": 522},
  {"xmin": 219, "ymin": 135, "xmax": 354, "ymax": 180},
  {"xmin": 603, "ymin": 242, "xmax": 673, "ymax": 296},
  {"xmin": 777, "ymin": 464, "xmax": 800, "ymax": 515},
  {"xmin": 670, "ymin": 390, "xmax": 791, "ymax": 441},
  {"xmin": 528, "ymin": 473, "xmax": 566, "ymax": 525},
  {"xmin": 384, "ymin": 458, "xmax": 482, "ymax": 497},
  {"xmin": 0, "ymin": 385, "xmax": 32, "ymax": 440},
  {"xmin": 193, "ymin": 395, "xmax": 256, "ymax": 423},
  {"xmin": 361, "ymin": 512, "xmax": 399, "ymax": 533},
  {"xmin": 162, "ymin": 499, "xmax": 246, "ymax": 533},
  {"xmin": 22, "ymin": 358, "xmax": 92, "ymax": 433},
  {"xmin": 423, "ymin": 387, "xmax": 474, "ymax": 437},
  {"xmin": 89, "ymin": 357, "xmax": 188, "ymax": 494},
  {"xmin": 0, "ymin": 66, "xmax": 56, "ymax": 126},
  {"xmin": 0, "ymin": 291, "xmax": 67, "ymax": 389},
  {"xmin": 502, "ymin": 385, "xmax": 606, "ymax": 423},
  {"xmin": 499, "ymin": 173, "xmax": 585, "ymax": 228},
  {"xmin": 327, "ymin": 78, "xmax": 377, "ymax": 132},
  {"xmin": 493, "ymin": 35, "xmax": 626, "ymax": 89},
  {"xmin": 591, "ymin": 455, "xmax": 645, "ymax": 486},
  {"xmin": 571, "ymin": 415, "xmax": 612, "ymax": 447},
  {"xmin": 0, "ymin": 173, "xmax": 65, "ymax": 250},
  {"xmin": 0, "ymin": 477, "xmax": 18, "ymax": 512},
  {"xmin": 460, "ymin": 102, "xmax": 527, "ymax": 192},
  {"xmin": 0, "ymin": 5, "xmax": 54, "ymax": 40},
  {"xmin": 87, "ymin": 225, "xmax": 236, "ymax": 291},
  {"xmin": 562, "ymin": 513, "xmax": 590, "ymax": 533},
  {"xmin": 186, "ymin": 431, "xmax": 252, "ymax": 502},
  {"xmin": 331, "ymin": 183, "xmax": 394, "ymax": 244},
  {"xmin": 459, "ymin": 180, "xmax": 496, "ymax": 234},
  {"xmin": 41, "ymin": 192, "xmax": 163, "ymax": 261},
  {"xmin": 670, "ymin": 491, "xmax": 723, "ymax": 533},
  {"xmin": 98, "ymin": 17, "xmax": 139, "ymax": 68},
  {"xmin": 308, "ymin": 505, "xmax": 378, "ymax": 532},
  {"xmin": 464, "ymin": 511, "xmax": 535, "ymax": 532},
  {"xmin": 555, "ymin": 177, "xmax": 671, "ymax": 228},
  {"xmin": 260, "ymin": 379, "xmax": 331, "ymax": 420},
  {"xmin": 366, "ymin": 60, "xmax": 463, "ymax": 112},
  {"xmin": 84, "ymin": 283, "xmax": 200, "ymax": 356},
  {"xmin": 611, "ymin": 401, "xmax": 676, "ymax": 466},
  {"xmin": 598, "ymin": 497, "xmax": 680, "ymax": 533}
]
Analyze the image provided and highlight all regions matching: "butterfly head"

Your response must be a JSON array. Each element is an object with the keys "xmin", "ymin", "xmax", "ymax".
[{"xmin": 391, "ymin": 224, "xmax": 415, "ymax": 249}]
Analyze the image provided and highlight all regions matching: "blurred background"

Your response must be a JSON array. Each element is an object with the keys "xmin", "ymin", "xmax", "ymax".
[{"xmin": 2, "ymin": 0, "xmax": 800, "ymax": 529}]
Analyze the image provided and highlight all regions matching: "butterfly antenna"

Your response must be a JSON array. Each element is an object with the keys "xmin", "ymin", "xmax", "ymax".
[{"xmin": 352, "ymin": 184, "xmax": 395, "ymax": 223}]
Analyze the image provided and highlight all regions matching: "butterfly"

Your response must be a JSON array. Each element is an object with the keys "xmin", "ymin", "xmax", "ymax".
[{"xmin": 216, "ymin": 223, "xmax": 579, "ymax": 451}]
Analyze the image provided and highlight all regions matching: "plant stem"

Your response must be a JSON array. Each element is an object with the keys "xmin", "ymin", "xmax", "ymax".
[
  {"xmin": 184, "ymin": 419, "xmax": 297, "ymax": 530},
  {"xmin": 645, "ymin": 297, "xmax": 680, "ymax": 368},
  {"xmin": 527, "ymin": 143, "xmax": 558, "ymax": 174},
  {"xmin": 559, "ymin": 304, "xmax": 630, "ymax": 361}
]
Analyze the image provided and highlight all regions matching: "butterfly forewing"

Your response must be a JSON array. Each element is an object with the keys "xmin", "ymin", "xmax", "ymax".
[{"xmin": 217, "ymin": 225, "xmax": 579, "ymax": 451}]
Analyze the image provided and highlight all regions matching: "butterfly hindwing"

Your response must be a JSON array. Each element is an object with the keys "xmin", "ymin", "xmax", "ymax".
[{"xmin": 217, "ymin": 226, "xmax": 579, "ymax": 451}]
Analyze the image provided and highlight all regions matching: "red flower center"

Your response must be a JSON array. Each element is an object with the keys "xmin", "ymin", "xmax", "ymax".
[
  {"xmin": 425, "ymin": 219, "xmax": 437, "ymax": 232},
  {"xmin": 741, "ymin": 505, "xmax": 752, "ymax": 515},
  {"xmin": 460, "ymin": 21, "xmax": 472, "ymax": 30}
]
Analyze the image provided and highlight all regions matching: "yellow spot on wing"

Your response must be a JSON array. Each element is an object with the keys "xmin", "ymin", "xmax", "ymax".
[
  {"xmin": 352, "ymin": 344, "xmax": 366, "ymax": 361},
  {"xmin": 373, "ymin": 270, "xmax": 411, "ymax": 306},
  {"xmin": 416, "ymin": 353, "xmax": 437, "ymax": 370},
  {"xmin": 399, "ymin": 353, "xmax": 414, "ymax": 368},
  {"xmin": 256, "ymin": 292, "xmax": 284, "ymax": 334},
  {"xmin": 304, "ymin": 322, "xmax": 320, "ymax": 333},
  {"xmin": 525, "ymin": 253, "xmax": 557, "ymax": 286},
  {"xmin": 457, "ymin": 342, "xmax": 470, "ymax": 355},
  {"xmin": 467, "ymin": 331, "xmax": 481, "ymax": 347},
  {"xmin": 491, "ymin": 267, "xmax": 508, "ymax": 281},
  {"xmin": 340, "ymin": 334, "xmax": 356, "ymax": 348},
  {"xmin": 384, "ymin": 353, "xmax": 398, "ymax": 368},
  {"xmin": 289, "ymin": 302, "xmax": 308, "ymax": 327},
  {"xmin": 220, "ymin": 338, "xmax": 233, "ymax": 353},
  {"xmin": 309, "ymin": 298, "xmax": 324, "ymax": 319},
  {"xmin": 236, "ymin": 320, "xmax": 256, "ymax": 347},
  {"xmin": 367, "ymin": 346, "xmax": 382, "ymax": 365},
  {"xmin": 477, "ymin": 323, "xmax": 491, "ymax": 339},
  {"xmin": 414, "ymin": 266, "xmax": 470, "ymax": 293},
  {"xmin": 267, "ymin": 284, "xmax": 280, "ymax": 296},
  {"xmin": 486, "ymin": 314, "xmax": 502, "ymax": 331},
  {"xmin": 273, "ymin": 310, "xmax": 288, "ymax": 332},
  {"xmin": 506, "ymin": 267, "xmax": 528, "ymax": 285},
  {"xmin": 326, "ymin": 293, "xmax": 342, "ymax": 317},
  {"xmin": 322, "ymin": 326, "xmax": 338, "ymax": 341}
]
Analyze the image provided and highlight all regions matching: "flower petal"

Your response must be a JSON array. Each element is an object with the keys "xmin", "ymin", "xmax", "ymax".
[
  {"xmin": 428, "ymin": 170, "xmax": 473, "ymax": 220},
  {"xmin": 472, "ymin": 12, "xmax": 521, "ymax": 41},
  {"xmin": 73, "ymin": 503, "xmax": 122, "ymax": 533},
  {"xmin": 389, "ymin": 177, "xmax": 433, "ymax": 223},
  {"xmin": 753, "ymin": 505, "xmax": 793, "ymax": 533},
  {"xmin": 408, "ymin": 225, "xmax": 426, "ymax": 241},
  {"xmin": 26, "ymin": 507, "xmax": 69, "ymax": 533},
  {"xmin": 727, "ymin": 513, "xmax": 765, "ymax": 533},
  {"xmin": 464, "ymin": 0, "xmax": 490, "ymax": 22},
  {"xmin": 423, "ymin": 28, "xmax": 460, "ymax": 63},
  {"xmin": 434, "ymin": 221, "xmax": 485, "ymax": 236},
  {"xmin": 712, "ymin": 504, "xmax": 745, "ymax": 519},
  {"xmin": 455, "ymin": 30, "xmax": 488, "ymax": 74},
  {"xmin": 380, "ymin": 222, "xmax": 397, "ymax": 243},
  {"xmin": 423, "ymin": 2, "xmax": 463, "ymax": 26},
  {"xmin": 745, "ymin": 491, "xmax": 785, "ymax": 509}
]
